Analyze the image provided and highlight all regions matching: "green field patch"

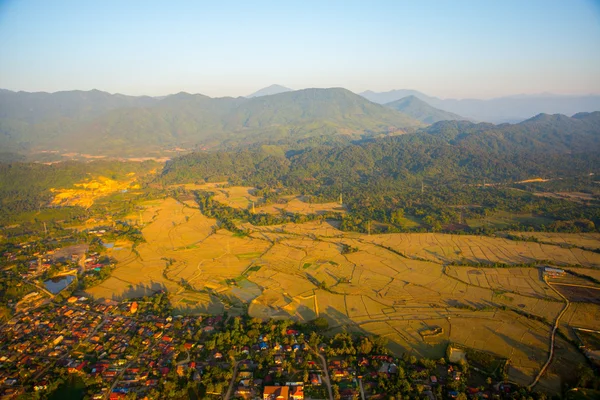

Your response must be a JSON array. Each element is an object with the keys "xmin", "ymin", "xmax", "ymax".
[
  {"xmin": 395, "ymin": 215, "xmax": 421, "ymax": 228},
  {"xmin": 302, "ymin": 262, "xmax": 312, "ymax": 269},
  {"xmin": 462, "ymin": 346, "xmax": 508, "ymax": 378},
  {"xmin": 236, "ymin": 252, "xmax": 262, "ymax": 260},
  {"xmin": 180, "ymin": 298, "xmax": 197, "ymax": 305},
  {"xmin": 467, "ymin": 210, "xmax": 554, "ymax": 230},
  {"xmin": 242, "ymin": 265, "xmax": 262, "ymax": 277},
  {"xmin": 328, "ymin": 261, "xmax": 339, "ymax": 266}
]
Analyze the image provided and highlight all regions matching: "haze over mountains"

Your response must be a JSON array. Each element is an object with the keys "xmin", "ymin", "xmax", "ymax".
[
  {"xmin": 246, "ymin": 84, "xmax": 292, "ymax": 98},
  {"xmin": 1, "ymin": 85, "xmax": 599, "ymax": 159},
  {"xmin": 0, "ymin": 87, "xmax": 421, "ymax": 157},
  {"xmin": 360, "ymin": 89, "xmax": 600, "ymax": 123},
  {"xmin": 384, "ymin": 96, "xmax": 465, "ymax": 124}
]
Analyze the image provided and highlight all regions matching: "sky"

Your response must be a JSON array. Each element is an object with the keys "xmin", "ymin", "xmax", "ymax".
[{"xmin": 0, "ymin": 0, "xmax": 599, "ymax": 99}]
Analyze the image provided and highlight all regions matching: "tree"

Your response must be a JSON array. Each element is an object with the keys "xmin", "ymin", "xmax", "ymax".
[{"xmin": 358, "ymin": 337, "xmax": 373, "ymax": 354}]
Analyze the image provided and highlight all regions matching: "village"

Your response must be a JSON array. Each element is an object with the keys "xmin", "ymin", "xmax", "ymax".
[
  {"xmin": 0, "ymin": 232, "xmax": 594, "ymax": 399},
  {"xmin": 0, "ymin": 288, "xmax": 546, "ymax": 400}
]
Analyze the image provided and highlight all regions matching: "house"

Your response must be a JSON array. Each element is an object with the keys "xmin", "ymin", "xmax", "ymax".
[
  {"xmin": 290, "ymin": 385, "xmax": 304, "ymax": 400},
  {"xmin": 309, "ymin": 374, "xmax": 322, "ymax": 385},
  {"xmin": 544, "ymin": 266, "xmax": 565, "ymax": 278},
  {"xmin": 130, "ymin": 302, "xmax": 138, "ymax": 314},
  {"xmin": 264, "ymin": 386, "xmax": 289, "ymax": 400}
]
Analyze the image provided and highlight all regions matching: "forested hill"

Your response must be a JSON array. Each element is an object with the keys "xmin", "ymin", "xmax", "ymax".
[
  {"xmin": 160, "ymin": 112, "xmax": 600, "ymax": 233},
  {"xmin": 0, "ymin": 88, "xmax": 421, "ymax": 157},
  {"xmin": 161, "ymin": 111, "xmax": 600, "ymax": 185}
]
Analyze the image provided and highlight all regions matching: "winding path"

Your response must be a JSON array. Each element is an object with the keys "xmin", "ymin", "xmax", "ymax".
[{"xmin": 527, "ymin": 277, "xmax": 570, "ymax": 390}]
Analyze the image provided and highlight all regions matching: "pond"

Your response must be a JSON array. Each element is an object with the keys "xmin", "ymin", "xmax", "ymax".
[{"xmin": 44, "ymin": 275, "xmax": 75, "ymax": 294}]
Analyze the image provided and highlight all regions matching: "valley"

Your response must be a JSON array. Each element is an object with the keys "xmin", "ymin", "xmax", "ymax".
[{"xmin": 78, "ymin": 194, "xmax": 600, "ymax": 393}]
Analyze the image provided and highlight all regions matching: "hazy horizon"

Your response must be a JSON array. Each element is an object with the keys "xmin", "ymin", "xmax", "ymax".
[
  {"xmin": 1, "ymin": 0, "xmax": 599, "ymax": 98},
  {"xmin": 3, "ymin": 85, "xmax": 600, "ymax": 101}
]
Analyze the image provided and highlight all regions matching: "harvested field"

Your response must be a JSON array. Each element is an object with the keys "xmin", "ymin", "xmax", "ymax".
[
  {"xmin": 80, "ymin": 204, "xmax": 600, "ymax": 389},
  {"xmin": 561, "ymin": 303, "xmax": 600, "ymax": 332},
  {"xmin": 365, "ymin": 233, "xmax": 600, "ymax": 268},
  {"xmin": 508, "ymin": 232, "xmax": 600, "ymax": 251},
  {"xmin": 445, "ymin": 266, "xmax": 559, "ymax": 300}
]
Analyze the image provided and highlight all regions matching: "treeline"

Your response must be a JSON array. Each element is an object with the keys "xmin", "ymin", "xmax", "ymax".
[{"xmin": 192, "ymin": 190, "xmax": 341, "ymax": 234}]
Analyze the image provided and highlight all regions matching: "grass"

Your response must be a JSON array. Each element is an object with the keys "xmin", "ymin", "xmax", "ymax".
[
  {"xmin": 467, "ymin": 210, "xmax": 554, "ymax": 229},
  {"xmin": 302, "ymin": 262, "xmax": 312, "ymax": 269}
]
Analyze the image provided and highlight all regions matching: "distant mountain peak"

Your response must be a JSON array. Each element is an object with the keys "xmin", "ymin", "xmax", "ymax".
[
  {"xmin": 359, "ymin": 89, "xmax": 433, "ymax": 104},
  {"xmin": 385, "ymin": 95, "xmax": 466, "ymax": 124},
  {"xmin": 246, "ymin": 84, "xmax": 292, "ymax": 98}
]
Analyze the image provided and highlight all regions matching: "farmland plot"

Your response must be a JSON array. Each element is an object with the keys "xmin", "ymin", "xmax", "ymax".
[
  {"xmin": 81, "ymin": 203, "xmax": 600, "ymax": 389},
  {"xmin": 367, "ymin": 233, "xmax": 600, "ymax": 267}
]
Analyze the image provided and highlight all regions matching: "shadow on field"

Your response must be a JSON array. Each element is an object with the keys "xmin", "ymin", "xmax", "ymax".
[
  {"xmin": 322, "ymin": 306, "xmax": 446, "ymax": 358},
  {"xmin": 172, "ymin": 293, "xmax": 224, "ymax": 316},
  {"xmin": 109, "ymin": 281, "xmax": 167, "ymax": 302},
  {"xmin": 484, "ymin": 326, "xmax": 547, "ymax": 368}
]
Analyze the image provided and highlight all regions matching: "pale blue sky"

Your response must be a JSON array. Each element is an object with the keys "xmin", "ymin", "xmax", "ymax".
[{"xmin": 1, "ymin": 0, "xmax": 599, "ymax": 98}]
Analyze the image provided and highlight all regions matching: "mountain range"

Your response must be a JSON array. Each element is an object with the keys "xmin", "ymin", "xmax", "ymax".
[
  {"xmin": 246, "ymin": 84, "xmax": 292, "ymax": 98},
  {"xmin": 360, "ymin": 89, "xmax": 600, "ymax": 123},
  {"xmin": 384, "ymin": 95, "xmax": 464, "ymax": 124},
  {"xmin": 0, "ymin": 88, "xmax": 422, "ymax": 157},
  {"xmin": 1, "ymin": 85, "xmax": 599, "ymax": 159}
]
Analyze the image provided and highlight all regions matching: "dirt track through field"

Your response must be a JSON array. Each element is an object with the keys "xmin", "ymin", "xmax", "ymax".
[{"xmin": 528, "ymin": 278, "xmax": 570, "ymax": 390}]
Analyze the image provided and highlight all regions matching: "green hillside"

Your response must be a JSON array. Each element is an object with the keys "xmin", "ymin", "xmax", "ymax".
[
  {"xmin": 385, "ymin": 95, "xmax": 465, "ymax": 123},
  {"xmin": 0, "ymin": 88, "xmax": 421, "ymax": 156},
  {"xmin": 161, "ymin": 112, "xmax": 600, "ymax": 233}
]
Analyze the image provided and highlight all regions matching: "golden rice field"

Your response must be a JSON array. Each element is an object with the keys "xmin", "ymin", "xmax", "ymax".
[
  {"xmin": 51, "ymin": 174, "xmax": 140, "ymax": 208},
  {"xmin": 179, "ymin": 183, "xmax": 345, "ymax": 215},
  {"xmin": 508, "ymin": 231, "xmax": 600, "ymax": 250},
  {"xmin": 81, "ymin": 196, "xmax": 600, "ymax": 388}
]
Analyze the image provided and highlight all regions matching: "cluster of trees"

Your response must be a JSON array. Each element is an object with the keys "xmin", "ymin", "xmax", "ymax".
[{"xmin": 193, "ymin": 190, "xmax": 340, "ymax": 233}]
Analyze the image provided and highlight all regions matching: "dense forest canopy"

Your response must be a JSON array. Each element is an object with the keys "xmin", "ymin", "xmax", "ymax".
[{"xmin": 160, "ymin": 112, "xmax": 600, "ymax": 233}]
